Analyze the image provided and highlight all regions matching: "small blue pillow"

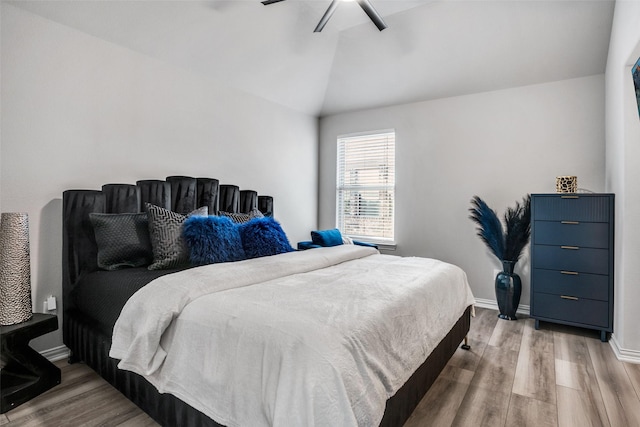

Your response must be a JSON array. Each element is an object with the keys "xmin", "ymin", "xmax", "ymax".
[
  {"xmin": 311, "ymin": 228, "xmax": 343, "ymax": 247},
  {"xmin": 239, "ymin": 217, "xmax": 294, "ymax": 259},
  {"xmin": 182, "ymin": 215, "xmax": 246, "ymax": 265}
]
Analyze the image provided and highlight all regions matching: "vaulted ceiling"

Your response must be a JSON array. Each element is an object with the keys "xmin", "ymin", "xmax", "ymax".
[{"xmin": 9, "ymin": 0, "xmax": 615, "ymax": 117}]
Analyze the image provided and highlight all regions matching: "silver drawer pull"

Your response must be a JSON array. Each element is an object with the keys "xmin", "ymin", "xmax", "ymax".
[
  {"xmin": 561, "ymin": 295, "xmax": 579, "ymax": 301},
  {"xmin": 561, "ymin": 221, "xmax": 580, "ymax": 225},
  {"xmin": 561, "ymin": 271, "xmax": 579, "ymax": 275},
  {"xmin": 561, "ymin": 195, "xmax": 579, "ymax": 199},
  {"xmin": 561, "ymin": 245, "xmax": 580, "ymax": 250}
]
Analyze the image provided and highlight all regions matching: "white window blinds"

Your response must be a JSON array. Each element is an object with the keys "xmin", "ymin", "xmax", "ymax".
[{"xmin": 336, "ymin": 130, "xmax": 395, "ymax": 243}]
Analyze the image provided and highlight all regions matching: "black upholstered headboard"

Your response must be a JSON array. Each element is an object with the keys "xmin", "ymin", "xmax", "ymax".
[{"xmin": 62, "ymin": 175, "xmax": 273, "ymax": 340}]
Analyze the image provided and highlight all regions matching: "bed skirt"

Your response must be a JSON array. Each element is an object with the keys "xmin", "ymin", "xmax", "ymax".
[{"xmin": 64, "ymin": 306, "xmax": 471, "ymax": 427}]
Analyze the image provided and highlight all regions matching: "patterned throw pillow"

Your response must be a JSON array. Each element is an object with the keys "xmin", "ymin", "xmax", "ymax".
[
  {"xmin": 146, "ymin": 204, "xmax": 208, "ymax": 270},
  {"xmin": 182, "ymin": 215, "xmax": 246, "ymax": 265},
  {"xmin": 90, "ymin": 212, "xmax": 153, "ymax": 270},
  {"xmin": 219, "ymin": 209, "xmax": 264, "ymax": 224}
]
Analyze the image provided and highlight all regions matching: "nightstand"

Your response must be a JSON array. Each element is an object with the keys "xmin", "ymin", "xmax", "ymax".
[{"xmin": 1, "ymin": 313, "xmax": 61, "ymax": 413}]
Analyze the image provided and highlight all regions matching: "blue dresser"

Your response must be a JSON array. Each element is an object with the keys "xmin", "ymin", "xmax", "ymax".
[{"xmin": 530, "ymin": 193, "xmax": 614, "ymax": 342}]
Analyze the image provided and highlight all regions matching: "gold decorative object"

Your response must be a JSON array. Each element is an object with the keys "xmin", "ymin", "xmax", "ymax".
[
  {"xmin": 0, "ymin": 212, "xmax": 33, "ymax": 325},
  {"xmin": 556, "ymin": 176, "xmax": 577, "ymax": 193}
]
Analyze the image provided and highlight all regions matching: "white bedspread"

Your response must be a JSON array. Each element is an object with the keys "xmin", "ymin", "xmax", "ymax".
[{"xmin": 110, "ymin": 245, "xmax": 475, "ymax": 427}]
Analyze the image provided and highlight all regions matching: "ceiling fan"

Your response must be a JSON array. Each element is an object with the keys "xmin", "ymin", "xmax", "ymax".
[{"xmin": 261, "ymin": 0, "xmax": 387, "ymax": 32}]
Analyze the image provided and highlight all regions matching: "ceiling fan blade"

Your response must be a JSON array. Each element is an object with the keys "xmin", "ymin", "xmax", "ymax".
[
  {"xmin": 314, "ymin": 0, "xmax": 340, "ymax": 33},
  {"xmin": 356, "ymin": 0, "xmax": 387, "ymax": 31},
  {"xmin": 261, "ymin": 0, "xmax": 285, "ymax": 5}
]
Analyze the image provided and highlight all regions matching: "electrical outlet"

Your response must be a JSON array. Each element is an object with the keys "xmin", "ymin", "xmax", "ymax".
[{"xmin": 43, "ymin": 296, "xmax": 57, "ymax": 313}]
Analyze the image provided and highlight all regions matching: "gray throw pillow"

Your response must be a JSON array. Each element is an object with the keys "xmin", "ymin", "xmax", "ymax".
[
  {"xmin": 219, "ymin": 209, "xmax": 264, "ymax": 224},
  {"xmin": 89, "ymin": 212, "xmax": 153, "ymax": 270},
  {"xmin": 146, "ymin": 204, "xmax": 208, "ymax": 270}
]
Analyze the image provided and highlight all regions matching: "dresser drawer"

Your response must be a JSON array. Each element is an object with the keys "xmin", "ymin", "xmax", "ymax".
[
  {"xmin": 532, "ymin": 269, "xmax": 609, "ymax": 301},
  {"xmin": 533, "ymin": 221, "xmax": 609, "ymax": 249},
  {"xmin": 533, "ymin": 292, "xmax": 609, "ymax": 328},
  {"xmin": 532, "ymin": 195, "xmax": 612, "ymax": 222},
  {"xmin": 532, "ymin": 245, "xmax": 609, "ymax": 275}
]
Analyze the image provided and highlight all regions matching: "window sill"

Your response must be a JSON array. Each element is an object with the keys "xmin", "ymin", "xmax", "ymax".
[
  {"xmin": 376, "ymin": 243, "xmax": 397, "ymax": 252},
  {"xmin": 351, "ymin": 239, "xmax": 396, "ymax": 251}
]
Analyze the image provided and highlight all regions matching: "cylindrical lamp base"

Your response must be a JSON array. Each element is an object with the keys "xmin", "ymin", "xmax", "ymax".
[{"xmin": 0, "ymin": 212, "xmax": 33, "ymax": 326}]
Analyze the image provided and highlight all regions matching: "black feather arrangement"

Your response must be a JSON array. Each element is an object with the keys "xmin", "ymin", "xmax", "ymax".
[
  {"xmin": 469, "ymin": 194, "xmax": 531, "ymax": 263},
  {"xmin": 503, "ymin": 195, "xmax": 531, "ymax": 262},
  {"xmin": 469, "ymin": 196, "xmax": 505, "ymax": 261}
]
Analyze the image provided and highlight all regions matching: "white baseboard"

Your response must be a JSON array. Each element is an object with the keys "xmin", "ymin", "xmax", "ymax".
[
  {"xmin": 40, "ymin": 345, "xmax": 70, "ymax": 362},
  {"xmin": 473, "ymin": 298, "xmax": 640, "ymax": 364},
  {"xmin": 473, "ymin": 297, "xmax": 530, "ymax": 316},
  {"xmin": 609, "ymin": 335, "xmax": 640, "ymax": 364}
]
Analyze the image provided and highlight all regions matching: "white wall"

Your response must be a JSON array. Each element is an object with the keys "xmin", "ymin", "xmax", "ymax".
[
  {"xmin": 605, "ymin": 0, "xmax": 640, "ymax": 358},
  {"xmin": 320, "ymin": 75, "xmax": 606, "ymax": 310},
  {"xmin": 1, "ymin": 4, "xmax": 318, "ymax": 351}
]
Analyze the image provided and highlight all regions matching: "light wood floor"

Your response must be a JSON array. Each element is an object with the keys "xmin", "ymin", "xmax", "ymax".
[{"xmin": 2, "ymin": 307, "xmax": 639, "ymax": 427}]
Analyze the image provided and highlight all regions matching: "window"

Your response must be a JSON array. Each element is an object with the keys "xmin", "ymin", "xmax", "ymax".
[{"xmin": 336, "ymin": 130, "xmax": 395, "ymax": 244}]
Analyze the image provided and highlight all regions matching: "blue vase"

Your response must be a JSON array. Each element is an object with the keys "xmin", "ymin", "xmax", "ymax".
[{"xmin": 495, "ymin": 260, "xmax": 521, "ymax": 320}]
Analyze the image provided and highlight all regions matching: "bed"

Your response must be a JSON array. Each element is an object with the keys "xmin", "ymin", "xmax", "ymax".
[{"xmin": 62, "ymin": 175, "xmax": 474, "ymax": 427}]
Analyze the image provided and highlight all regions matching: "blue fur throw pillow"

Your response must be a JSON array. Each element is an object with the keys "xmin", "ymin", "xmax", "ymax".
[
  {"xmin": 239, "ymin": 217, "xmax": 294, "ymax": 259},
  {"xmin": 182, "ymin": 215, "xmax": 246, "ymax": 265}
]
